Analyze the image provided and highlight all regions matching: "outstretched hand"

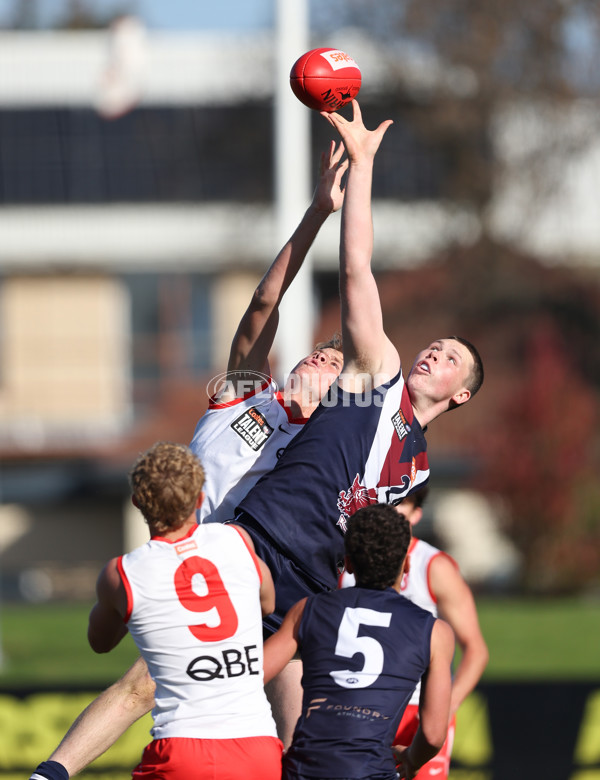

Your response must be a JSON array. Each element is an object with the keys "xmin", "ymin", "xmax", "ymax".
[
  {"xmin": 393, "ymin": 745, "xmax": 417, "ymax": 780},
  {"xmin": 321, "ymin": 100, "xmax": 393, "ymax": 164},
  {"xmin": 311, "ymin": 140, "xmax": 349, "ymax": 214}
]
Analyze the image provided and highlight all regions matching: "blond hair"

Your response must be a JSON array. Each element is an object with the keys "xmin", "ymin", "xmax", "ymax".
[{"xmin": 129, "ymin": 442, "xmax": 205, "ymax": 533}]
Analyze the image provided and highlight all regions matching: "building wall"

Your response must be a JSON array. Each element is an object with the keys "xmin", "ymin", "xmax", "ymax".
[{"xmin": 0, "ymin": 274, "xmax": 130, "ymax": 445}]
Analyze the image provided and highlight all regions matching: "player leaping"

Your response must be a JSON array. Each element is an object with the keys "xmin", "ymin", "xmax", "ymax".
[{"xmin": 29, "ymin": 141, "xmax": 347, "ymax": 780}]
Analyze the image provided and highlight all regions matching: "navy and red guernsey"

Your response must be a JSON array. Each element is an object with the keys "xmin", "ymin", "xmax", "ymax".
[
  {"xmin": 237, "ymin": 369, "xmax": 429, "ymax": 593},
  {"xmin": 283, "ymin": 586, "xmax": 435, "ymax": 780}
]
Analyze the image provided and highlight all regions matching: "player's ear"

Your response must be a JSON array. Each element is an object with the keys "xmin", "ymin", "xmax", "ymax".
[
  {"xmin": 409, "ymin": 507, "xmax": 423, "ymax": 526},
  {"xmin": 131, "ymin": 495, "xmax": 139, "ymax": 509},
  {"xmin": 393, "ymin": 554, "xmax": 409, "ymax": 590},
  {"xmin": 196, "ymin": 491, "xmax": 205, "ymax": 510},
  {"xmin": 403, "ymin": 554, "xmax": 411, "ymax": 576},
  {"xmin": 451, "ymin": 387, "xmax": 471, "ymax": 407}
]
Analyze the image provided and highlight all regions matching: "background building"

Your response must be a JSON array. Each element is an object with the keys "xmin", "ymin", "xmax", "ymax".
[{"xmin": 1, "ymin": 11, "xmax": 599, "ymax": 600}]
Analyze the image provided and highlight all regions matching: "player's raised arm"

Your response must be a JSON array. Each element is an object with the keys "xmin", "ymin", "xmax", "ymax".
[
  {"xmin": 322, "ymin": 100, "xmax": 397, "ymax": 383},
  {"xmin": 225, "ymin": 142, "xmax": 347, "ymax": 383}
]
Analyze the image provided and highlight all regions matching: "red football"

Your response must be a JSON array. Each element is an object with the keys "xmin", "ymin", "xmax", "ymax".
[{"xmin": 290, "ymin": 47, "xmax": 361, "ymax": 112}]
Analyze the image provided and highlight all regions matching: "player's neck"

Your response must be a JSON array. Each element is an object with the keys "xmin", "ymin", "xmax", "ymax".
[
  {"xmin": 410, "ymin": 396, "xmax": 449, "ymax": 429},
  {"xmin": 284, "ymin": 391, "xmax": 319, "ymax": 421},
  {"xmin": 149, "ymin": 515, "xmax": 197, "ymax": 542}
]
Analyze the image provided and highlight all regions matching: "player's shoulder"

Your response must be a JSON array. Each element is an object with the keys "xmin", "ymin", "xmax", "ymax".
[
  {"xmin": 431, "ymin": 615, "xmax": 455, "ymax": 651},
  {"xmin": 428, "ymin": 548, "xmax": 459, "ymax": 574},
  {"xmin": 412, "ymin": 538, "xmax": 456, "ymax": 568},
  {"xmin": 202, "ymin": 520, "xmax": 246, "ymax": 541},
  {"xmin": 427, "ymin": 548, "xmax": 465, "ymax": 602},
  {"xmin": 411, "ymin": 537, "xmax": 439, "ymax": 556}
]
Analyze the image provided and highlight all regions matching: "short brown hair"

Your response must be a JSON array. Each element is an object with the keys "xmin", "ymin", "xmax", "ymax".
[
  {"xmin": 444, "ymin": 335, "xmax": 484, "ymax": 410},
  {"xmin": 314, "ymin": 332, "xmax": 343, "ymax": 353},
  {"xmin": 129, "ymin": 442, "xmax": 205, "ymax": 533},
  {"xmin": 393, "ymin": 486, "xmax": 429, "ymax": 510}
]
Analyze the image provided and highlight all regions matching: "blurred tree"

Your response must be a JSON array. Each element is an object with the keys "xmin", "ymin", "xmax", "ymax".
[
  {"xmin": 316, "ymin": 240, "xmax": 600, "ymax": 592},
  {"xmin": 312, "ymin": 0, "xmax": 600, "ymax": 593},
  {"xmin": 474, "ymin": 315, "xmax": 600, "ymax": 592},
  {"xmin": 314, "ymin": 0, "xmax": 600, "ymax": 212}
]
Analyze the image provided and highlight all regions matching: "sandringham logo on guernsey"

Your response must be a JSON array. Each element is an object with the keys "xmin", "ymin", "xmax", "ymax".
[
  {"xmin": 391, "ymin": 409, "xmax": 411, "ymax": 441},
  {"xmin": 337, "ymin": 474, "xmax": 378, "ymax": 533},
  {"xmin": 231, "ymin": 406, "xmax": 274, "ymax": 451},
  {"xmin": 174, "ymin": 540, "xmax": 198, "ymax": 556},
  {"xmin": 320, "ymin": 50, "xmax": 359, "ymax": 71}
]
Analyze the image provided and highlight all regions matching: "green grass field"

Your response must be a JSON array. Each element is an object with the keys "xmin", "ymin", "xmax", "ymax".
[
  {"xmin": 1, "ymin": 595, "xmax": 600, "ymax": 684},
  {"xmin": 1, "ymin": 597, "xmax": 599, "ymax": 780}
]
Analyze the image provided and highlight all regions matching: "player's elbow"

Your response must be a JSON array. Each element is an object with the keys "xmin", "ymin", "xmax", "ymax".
[
  {"xmin": 420, "ymin": 699, "xmax": 451, "ymax": 751},
  {"xmin": 480, "ymin": 640, "xmax": 490, "ymax": 669},
  {"xmin": 431, "ymin": 730, "xmax": 448, "ymax": 753},
  {"xmin": 421, "ymin": 722, "xmax": 448, "ymax": 753},
  {"xmin": 87, "ymin": 626, "xmax": 121, "ymax": 654},
  {"xmin": 88, "ymin": 633, "xmax": 112, "ymax": 654},
  {"xmin": 470, "ymin": 636, "xmax": 490, "ymax": 672},
  {"xmin": 251, "ymin": 282, "xmax": 279, "ymax": 312}
]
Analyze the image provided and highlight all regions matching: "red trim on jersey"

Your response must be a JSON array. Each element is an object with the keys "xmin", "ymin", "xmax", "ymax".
[
  {"xmin": 117, "ymin": 556, "xmax": 133, "ymax": 623},
  {"xmin": 150, "ymin": 525, "xmax": 197, "ymax": 544},
  {"xmin": 425, "ymin": 550, "xmax": 458, "ymax": 604},
  {"xmin": 208, "ymin": 377, "xmax": 272, "ymax": 409},
  {"xmin": 230, "ymin": 525, "xmax": 263, "ymax": 583},
  {"xmin": 274, "ymin": 391, "xmax": 310, "ymax": 425},
  {"xmin": 376, "ymin": 380, "xmax": 428, "ymax": 493}
]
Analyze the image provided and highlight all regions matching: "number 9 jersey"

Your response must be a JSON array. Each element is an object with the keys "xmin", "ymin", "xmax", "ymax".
[{"xmin": 118, "ymin": 523, "xmax": 277, "ymax": 740}]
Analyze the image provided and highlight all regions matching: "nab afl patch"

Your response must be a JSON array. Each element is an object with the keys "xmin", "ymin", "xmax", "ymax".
[
  {"xmin": 231, "ymin": 406, "xmax": 274, "ymax": 451},
  {"xmin": 391, "ymin": 409, "xmax": 411, "ymax": 441}
]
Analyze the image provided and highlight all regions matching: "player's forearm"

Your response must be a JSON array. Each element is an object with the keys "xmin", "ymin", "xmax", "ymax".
[
  {"xmin": 404, "ymin": 725, "xmax": 445, "ymax": 774},
  {"xmin": 257, "ymin": 204, "xmax": 330, "ymax": 307},
  {"xmin": 48, "ymin": 686, "xmax": 152, "ymax": 776},
  {"xmin": 449, "ymin": 644, "xmax": 489, "ymax": 714},
  {"xmin": 48, "ymin": 658, "xmax": 155, "ymax": 776},
  {"xmin": 263, "ymin": 635, "xmax": 297, "ymax": 685},
  {"xmin": 340, "ymin": 159, "xmax": 375, "ymax": 278},
  {"xmin": 227, "ymin": 204, "xmax": 330, "ymax": 374}
]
